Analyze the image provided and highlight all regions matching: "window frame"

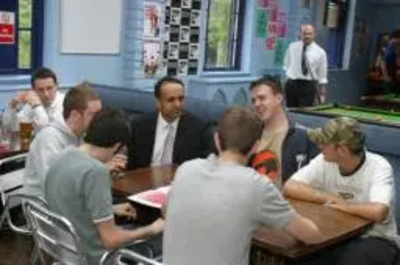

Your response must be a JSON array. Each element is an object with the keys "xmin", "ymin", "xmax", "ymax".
[{"xmin": 203, "ymin": 0, "xmax": 246, "ymax": 72}]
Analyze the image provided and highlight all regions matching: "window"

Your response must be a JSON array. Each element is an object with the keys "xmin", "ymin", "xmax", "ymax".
[
  {"xmin": 18, "ymin": 0, "xmax": 33, "ymax": 69},
  {"xmin": 203, "ymin": 0, "xmax": 245, "ymax": 71},
  {"xmin": 0, "ymin": 0, "xmax": 44, "ymax": 74}
]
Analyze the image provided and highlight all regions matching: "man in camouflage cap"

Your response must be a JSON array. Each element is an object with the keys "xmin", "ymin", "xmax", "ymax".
[{"xmin": 283, "ymin": 117, "xmax": 399, "ymax": 265}]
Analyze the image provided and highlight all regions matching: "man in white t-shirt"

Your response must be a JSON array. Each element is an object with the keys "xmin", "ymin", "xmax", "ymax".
[
  {"xmin": 283, "ymin": 117, "xmax": 399, "ymax": 265},
  {"xmin": 2, "ymin": 67, "xmax": 65, "ymax": 131}
]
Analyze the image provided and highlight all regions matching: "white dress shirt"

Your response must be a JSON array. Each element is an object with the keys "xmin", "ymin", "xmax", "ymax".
[
  {"xmin": 151, "ymin": 113, "xmax": 179, "ymax": 166},
  {"xmin": 3, "ymin": 91, "xmax": 65, "ymax": 132},
  {"xmin": 283, "ymin": 41, "xmax": 328, "ymax": 85}
]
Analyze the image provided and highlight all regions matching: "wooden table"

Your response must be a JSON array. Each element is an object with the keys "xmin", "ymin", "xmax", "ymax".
[{"xmin": 113, "ymin": 166, "xmax": 372, "ymax": 264}]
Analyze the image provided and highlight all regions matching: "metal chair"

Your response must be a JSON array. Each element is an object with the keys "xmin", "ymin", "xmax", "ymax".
[
  {"xmin": 0, "ymin": 192, "xmax": 46, "ymax": 265},
  {"xmin": 23, "ymin": 199, "xmax": 88, "ymax": 265},
  {"xmin": 99, "ymin": 247, "xmax": 164, "ymax": 265}
]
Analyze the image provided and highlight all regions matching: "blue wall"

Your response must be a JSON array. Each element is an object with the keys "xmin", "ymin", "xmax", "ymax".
[
  {"xmin": 0, "ymin": 0, "xmax": 382, "ymax": 108},
  {"xmin": 42, "ymin": 0, "xmax": 126, "ymax": 87},
  {"xmin": 325, "ymin": 0, "xmax": 373, "ymax": 105}
]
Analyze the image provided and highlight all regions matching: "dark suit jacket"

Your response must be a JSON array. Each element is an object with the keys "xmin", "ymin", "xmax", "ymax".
[{"xmin": 127, "ymin": 112, "xmax": 213, "ymax": 170}]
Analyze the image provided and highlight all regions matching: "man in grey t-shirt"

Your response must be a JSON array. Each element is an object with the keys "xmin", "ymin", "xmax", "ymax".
[
  {"xmin": 163, "ymin": 107, "xmax": 323, "ymax": 265},
  {"xmin": 45, "ymin": 110, "xmax": 164, "ymax": 265}
]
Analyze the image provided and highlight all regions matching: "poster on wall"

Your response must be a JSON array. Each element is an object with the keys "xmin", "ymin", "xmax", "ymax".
[
  {"xmin": 265, "ymin": 37, "xmax": 275, "ymax": 50},
  {"xmin": 143, "ymin": 41, "xmax": 162, "ymax": 77},
  {"xmin": 274, "ymin": 39, "xmax": 287, "ymax": 67},
  {"xmin": 0, "ymin": 11, "xmax": 15, "ymax": 45},
  {"xmin": 256, "ymin": 9, "xmax": 268, "ymax": 38},
  {"xmin": 143, "ymin": 2, "xmax": 162, "ymax": 39},
  {"xmin": 163, "ymin": 0, "xmax": 200, "ymax": 76}
]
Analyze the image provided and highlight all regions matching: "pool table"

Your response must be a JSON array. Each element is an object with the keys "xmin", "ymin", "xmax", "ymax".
[
  {"xmin": 361, "ymin": 94, "xmax": 400, "ymax": 111},
  {"xmin": 292, "ymin": 104, "xmax": 400, "ymax": 128}
]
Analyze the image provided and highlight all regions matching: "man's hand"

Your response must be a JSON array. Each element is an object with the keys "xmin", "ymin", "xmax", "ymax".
[
  {"xmin": 113, "ymin": 202, "xmax": 137, "ymax": 220},
  {"xmin": 383, "ymin": 75, "xmax": 392, "ymax": 83},
  {"xmin": 107, "ymin": 154, "xmax": 127, "ymax": 175},
  {"xmin": 9, "ymin": 91, "xmax": 28, "ymax": 109},
  {"xmin": 318, "ymin": 86, "xmax": 326, "ymax": 104},
  {"xmin": 24, "ymin": 91, "xmax": 42, "ymax": 107},
  {"xmin": 149, "ymin": 218, "xmax": 164, "ymax": 234}
]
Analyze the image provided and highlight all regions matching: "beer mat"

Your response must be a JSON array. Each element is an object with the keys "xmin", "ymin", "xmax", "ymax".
[{"xmin": 128, "ymin": 186, "xmax": 171, "ymax": 209}]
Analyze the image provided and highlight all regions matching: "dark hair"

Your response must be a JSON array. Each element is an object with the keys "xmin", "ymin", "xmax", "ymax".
[
  {"xmin": 248, "ymin": 77, "xmax": 282, "ymax": 95},
  {"xmin": 154, "ymin": 76, "xmax": 184, "ymax": 99},
  {"xmin": 84, "ymin": 109, "xmax": 130, "ymax": 148},
  {"xmin": 63, "ymin": 82, "xmax": 100, "ymax": 119},
  {"xmin": 390, "ymin": 29, "xmax": 400, "ymax": 40},
  {"xmin": 218, "ymin": 106, "xmax": 263, "ymax": 155},
  {"xmin": 31, "ymin": 67, "xmax": 58, "ymax": 87}
]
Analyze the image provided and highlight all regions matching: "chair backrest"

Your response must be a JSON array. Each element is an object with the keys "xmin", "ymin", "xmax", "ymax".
[
  {"xmin": 24, "ymin": 199, "xmax": 88, "ymax": 265},
  {"xmin": 0, "ymin": 192, "xmax": 45, "ymax": 234},
  {"xmin": 100, "ymin": 248, "xmax": 164, "ymax": 265}
]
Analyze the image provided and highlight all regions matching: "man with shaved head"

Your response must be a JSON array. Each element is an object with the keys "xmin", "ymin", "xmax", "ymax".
[{"xmin": 283, "ymin": 24, "xmax": 328, "ymax": 107}]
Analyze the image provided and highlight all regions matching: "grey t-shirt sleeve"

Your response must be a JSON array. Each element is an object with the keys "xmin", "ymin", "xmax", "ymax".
[
  {"xmin": 82, "ymin": 166, "xmax": 114, "ymax": 223},
  {"xmin": 256, "ymin": 175, "xmax": 295, "ymax": 230}
]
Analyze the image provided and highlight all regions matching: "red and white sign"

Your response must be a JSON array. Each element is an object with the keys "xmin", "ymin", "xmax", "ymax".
[{"xmin": 0, "ymin": 11, "xmax": 15, "ymax": 45}]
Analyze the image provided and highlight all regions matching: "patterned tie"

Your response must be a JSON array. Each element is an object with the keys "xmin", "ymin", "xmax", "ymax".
[
  {"xmin": 301, "ymin": 43, "xmax": 309, "ymax": 76},
  {"xmin": 160, "ymin": 124, "xmax": 174, "ymax": 165}
]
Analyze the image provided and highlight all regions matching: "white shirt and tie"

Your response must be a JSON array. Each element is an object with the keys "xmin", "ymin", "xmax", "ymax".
[
  {"xmin": 151, "ymin": 113, "xmax": 180, "ymax": 166},
  {"xmin": 283, "ymin": 41, "xmax": 328, "ymax": 85}
]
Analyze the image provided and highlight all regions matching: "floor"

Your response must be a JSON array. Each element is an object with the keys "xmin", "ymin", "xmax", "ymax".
[
  {"xmin": 0, "ymin": 206, "xmax": 33, "ymax": 265},
  {"xmin": 0, "ymin": 228, "xmax": 33, "ymax": 265}
]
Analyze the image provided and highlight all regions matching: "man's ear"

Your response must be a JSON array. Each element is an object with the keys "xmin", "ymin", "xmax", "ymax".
[
  {"xmin": 276, "ymin": 93, "xmax": 284, "ymax": 105},
  {"xmin": 337, "ymin": 144, "xmax": 349, "ymax": 157},
  {"xmin": 214, "ymin": 132, "xmax": 222, "ymax": 154},
  {"xmin": 155, "ymin": 98, "xmax": 161, "ymax": 111}
]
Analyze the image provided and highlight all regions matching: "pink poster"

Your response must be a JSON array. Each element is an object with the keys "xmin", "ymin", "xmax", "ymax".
[
  {"xmin": 277, "ymin": 22, "xmax": 286, "ymax": 37},
  {"xmin": 268, "ymin": 22, "xmax": 278, "ymax": 38},
  {"xmin": 270, "ymin": 8, "xmax": 278, "ymax": 22},
  {"xmin": 265, "ymin": 37, "xmax": 276, "ymax": 50},
  {"xmin": 258, "ymin": 0, "xmax": 268, "ymax": 8},
  {"xmin": 268, "ymin": 0, "xmax": 278, "ymax": 10}
]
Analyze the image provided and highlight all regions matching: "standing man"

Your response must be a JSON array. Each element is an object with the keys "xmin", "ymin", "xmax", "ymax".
[
  {"xmin": 249, "ymin": 77, "xmax": 317, "ymax": 188},
  {"xmin": 23, "ymin": 82, "xmax": 102, "ymax": 198},
  {"xmin": 127, "ymin": 76, "xmax": 212, "ymax": 170},
  {"xmin": 284, "ymin": 24, "xmax": 328, "ymax": 107},
  {"xmin": 283, "ymin": 117, "xmax": 399, "ymax": 265},
  {"xmin": 3, "ymin": 67, "xmax": 65, "ymax": 131},
  {"xmin": 382, "ymin": 29, "xmax": 400, "ymax": 95}
]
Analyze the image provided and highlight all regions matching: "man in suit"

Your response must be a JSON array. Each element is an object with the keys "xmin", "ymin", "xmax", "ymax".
[{"xmin": 127, "ymin": 76, "xmax": 212, "ymax": 170}]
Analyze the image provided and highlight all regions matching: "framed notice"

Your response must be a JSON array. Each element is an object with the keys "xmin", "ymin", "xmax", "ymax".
[
  {"xmin": 163, "ymin": 0, "xmax": 200, "ymax": 76},
  {"xmin": 0, "ymin": 11, "xmax": 15, "ymax": 45}
]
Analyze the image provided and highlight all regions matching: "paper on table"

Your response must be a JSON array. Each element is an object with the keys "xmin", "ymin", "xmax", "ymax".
[{"xmin": 128, "ymin": 186, "xmax": 171, "ymax": 209}]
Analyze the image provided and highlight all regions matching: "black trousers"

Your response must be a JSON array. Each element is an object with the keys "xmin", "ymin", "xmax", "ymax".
[
  {"xmin": 285, "ymin": 79, "xmax": 318, "ymax": 108},
  {"xmin": 294, "ymin": 237, "xmax": 400, "ymax": 265}
]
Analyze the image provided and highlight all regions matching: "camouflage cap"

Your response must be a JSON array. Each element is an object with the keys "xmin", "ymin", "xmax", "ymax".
[{"xmin": 308, "ymin": 117, "xmax": 365, "ymax": 149}]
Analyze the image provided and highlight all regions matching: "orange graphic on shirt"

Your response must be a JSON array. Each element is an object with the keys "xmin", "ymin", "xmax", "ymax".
[{"xmin": 251, "ymin": 150, "xmax": 278, "ymax": 181}]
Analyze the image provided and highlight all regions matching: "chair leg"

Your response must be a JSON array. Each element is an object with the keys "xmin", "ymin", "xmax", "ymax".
[
  {"xmin": 0, "ymin": 210, "xmax": 9, "ymax": 231},
  {"xmin": 29, "ymin": 243, "xmax": 39, "ymax": 265}
]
